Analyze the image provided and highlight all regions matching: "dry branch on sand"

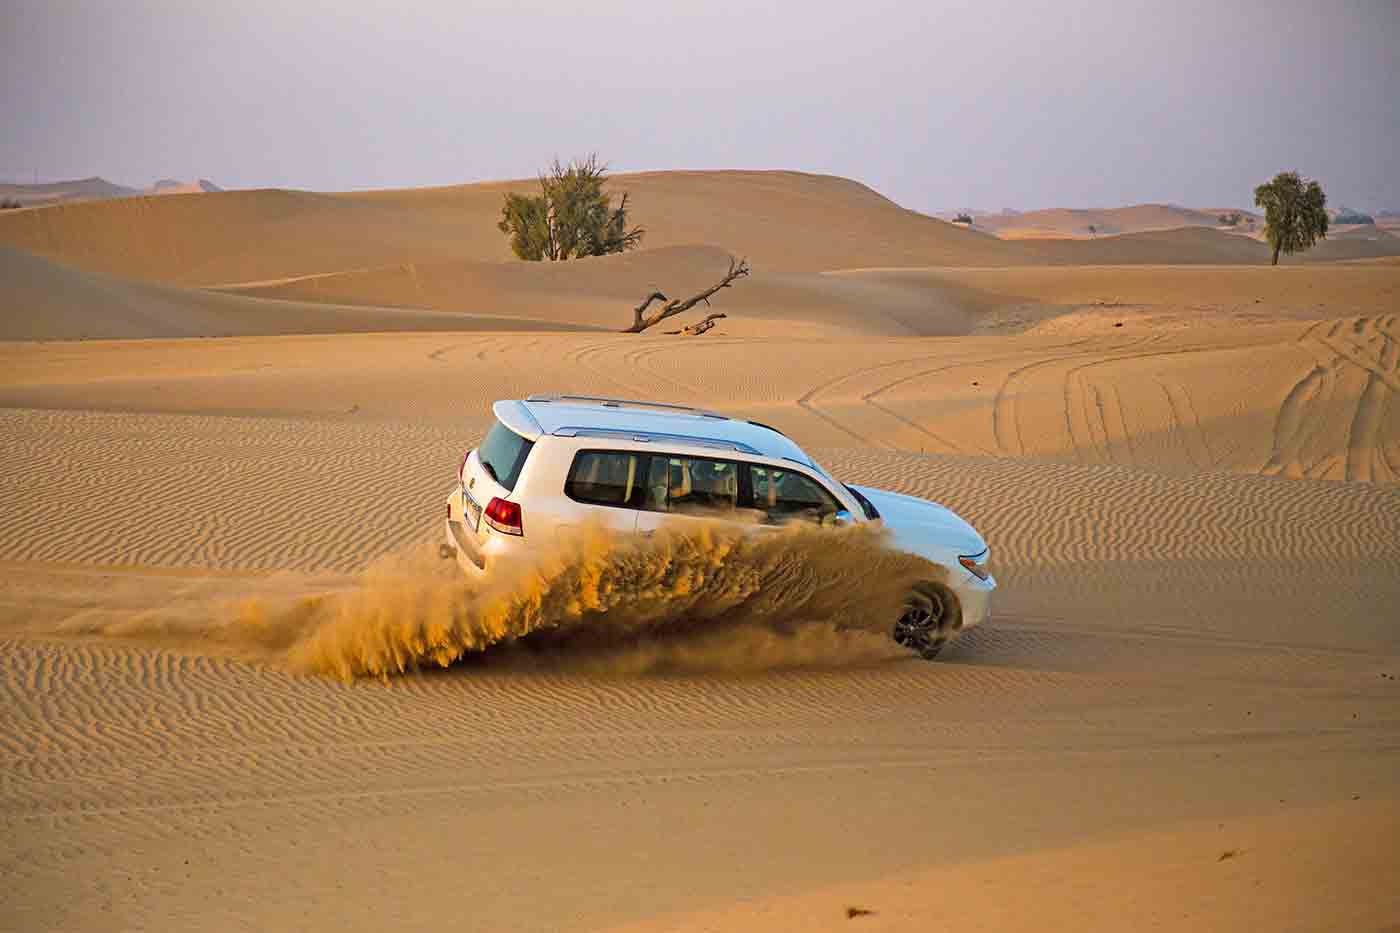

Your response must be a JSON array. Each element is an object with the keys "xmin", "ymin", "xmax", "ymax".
[
  {"xmin": 623, "ymin": 256, "xmax": 749, "ymax": 333},
  {"xmin": 664, "ymin": 313, "xmax": 727, "ymax": 336}
]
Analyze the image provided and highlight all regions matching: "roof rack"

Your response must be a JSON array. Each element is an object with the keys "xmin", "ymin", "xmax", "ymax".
[
  {"xmin": 551, "ymin": 426, "xmax": 761, "ymax": 455},
  {"xmin": 525, "ymin": 394, "xmax": 729, "ymax": 420}
]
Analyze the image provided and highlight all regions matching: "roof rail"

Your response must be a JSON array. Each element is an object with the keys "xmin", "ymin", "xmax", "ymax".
[
  {"xmin": 551, "ymin": 426, "xmax": 761, "ymax": 455},
  {"xmin": 746, "ymin": 419, "xmax": 788, "ymax": 438},
  {"xmin": 525, "ymin": 394, "xmax": 729, "ymax": 420}
]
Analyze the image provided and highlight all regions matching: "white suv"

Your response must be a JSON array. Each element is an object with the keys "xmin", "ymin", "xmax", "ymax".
[{"xmin": 444, "ymin": 395, "xmax": 993, "ymax": 659}]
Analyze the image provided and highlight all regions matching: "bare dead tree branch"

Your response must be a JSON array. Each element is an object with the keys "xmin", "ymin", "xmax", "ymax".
[
  {"xmin": 631, "ymin": 291, "xmax": 669, "ymax": 330},
  {"xmin": 623, "ymin": 257, "xmax": 749, "ymax": 333},
  {"xmin": 663, "ymin": 312, "xmax": 727, "ymax": 336}
]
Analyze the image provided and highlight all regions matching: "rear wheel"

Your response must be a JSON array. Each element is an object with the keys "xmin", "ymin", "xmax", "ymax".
[{"xmin": 893, "ymin": 584, "xmax": 957, "ymax": 660}]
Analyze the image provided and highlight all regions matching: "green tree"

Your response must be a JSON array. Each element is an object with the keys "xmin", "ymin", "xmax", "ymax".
[
  {"xmin": 1253, "ymin": 171, "xmax": 1328, "ymax": 265},
  {"xmin": 498, "ymin": 155, "xmax": 644, "ymax": 261}
]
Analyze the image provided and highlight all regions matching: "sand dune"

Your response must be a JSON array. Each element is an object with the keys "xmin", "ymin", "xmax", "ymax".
[
  {"xmin": 3, "ymin": 344, "xmax": 1397, "ymax": 928},
  {"xmin": 10, "ymin": 240, "xmax": 1397, "ymax": 343},
  {"xmin": 216, "ymin": 245, "xmax": 978, "ymax": 337},
  {"xmin": 3, "ymin": 168, "xmax": 1398, "ymax": 932},
  {"xmin": 3, "ymin": 381, "xmax": 1396, "ymax": 931},
  {"xmin": 1014, "ymin": 224, "xmax": 1400, "ymax": 264},
  {"xmin": 3, "ymin": 174, "xmax": 1396, "ymax": 355},
  {"xmin": 0, "ymin": 176, "xmax": 141, "ymax": 207},
  {"xmin": 0, "ymin": 176, "xmax": 224, "ymax": 207},
  {"xmin": 0, "ymin": 245, "xmax": 602, "ymax": 340},
  {"xmin": 220, "ymin": 245, "xmax": 1400, "ymax": 337},
  {"xmin": 3, "ymin": 170, "xmax": 1387, "ymax": 289},
  {"xmin": 975, "ymin": 202, "xmax": 1239, "ymax": 237},
  {"xmin": 149, "ymin": 178, "xmax": 223, "ymax": 195},
  {"xmin": 0, "ymin": 188, "xmax": 485, "ymax": 286},
  {"xmin": 0, "ymin": 172, "xmax": 1018, "ymax": 283},
  {"xmin": 3, "ymin": 313, "xmax": 1397, "ymax": 480},
  {"xmin": 1331, "ymin": 222, "xmax": 1399, "ymax": 241},
  {"xmin": 832, "ymin": 262, "xmax": 1400, "ymax": 334}
]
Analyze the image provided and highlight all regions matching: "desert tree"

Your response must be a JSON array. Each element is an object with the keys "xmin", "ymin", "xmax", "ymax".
[
  {"xmin": 1254, "ymin": 171, "xmax": 1328, "ymax": 265},
  {"xmin": 498, "ymin": 155, "xmax": 644, "ymax": 261}
]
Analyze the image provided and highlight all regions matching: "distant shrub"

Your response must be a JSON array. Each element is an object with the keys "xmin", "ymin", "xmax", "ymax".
[
  {"xmin": 498, "ymin": 155, "xmax": 642, "ymax": 261},
  {"xmin": 0, "ymin": 198, "xmax": 22, "ymax": 210},
  {"xmin": 1334, "ymin": 210, "xmax": 1374, "ymax": 225},
  {"xmin": 953, "ymin": 212, "xmax": 973, "ymax": 224},
  {"xmin": 1218, "ymin": 211, "xmax": 1243, "ymax": 226}
]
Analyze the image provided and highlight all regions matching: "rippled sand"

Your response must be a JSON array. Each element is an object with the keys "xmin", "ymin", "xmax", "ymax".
[{"xmin": 1, "ymin": 171, "xmax": 1397, "ymax": 931}]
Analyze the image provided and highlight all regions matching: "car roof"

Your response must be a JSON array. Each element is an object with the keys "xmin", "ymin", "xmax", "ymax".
[{"xmin": 493, "ymin": 395, "xmax": 819, "ymax": 466}]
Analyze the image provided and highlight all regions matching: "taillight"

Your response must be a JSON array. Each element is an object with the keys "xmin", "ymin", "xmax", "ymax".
[{"xmin": 484, "ymin": 497, "xmax": 523, "ymax": 536}]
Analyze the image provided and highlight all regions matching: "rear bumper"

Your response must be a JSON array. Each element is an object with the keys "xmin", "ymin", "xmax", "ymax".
[
  {"xmin": 444, "ymin": 486, "xmax": 489, "ymax": 578},
  {"xmin": 445, "ymin": 518, "xmax": 485, "ymax": 571}
]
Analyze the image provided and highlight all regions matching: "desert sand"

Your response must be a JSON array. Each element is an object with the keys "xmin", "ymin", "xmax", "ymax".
[{"xmin": 1, "ymin": 170, "xmax": 1397, "ymax": 932}]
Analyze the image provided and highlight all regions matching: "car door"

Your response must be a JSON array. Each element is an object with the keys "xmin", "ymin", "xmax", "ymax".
[
  {"xmin": 632, "ymin": 452, "xmax": 757, "ymax": 536},
  {"xmin": 748, "ymin": 463, "xmax": 845, "ymax": 526},
  {"xmin": 558, "ymin": 449, "xmax": 649, "ymax": 543}
]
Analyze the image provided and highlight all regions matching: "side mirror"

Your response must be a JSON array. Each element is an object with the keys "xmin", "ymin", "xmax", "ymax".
[{"xmin": 831, "ymin": 510, "xmax": 855, "ymax": 527}]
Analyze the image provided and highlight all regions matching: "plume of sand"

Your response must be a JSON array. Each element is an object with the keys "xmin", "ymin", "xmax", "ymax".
[
  {"xmin": 283, "ymin": 520, "xmax": 941, "ymax": 680},
  {"xmin": 49, "ymin": 521, "xmax": 942, "ymax": 678}
]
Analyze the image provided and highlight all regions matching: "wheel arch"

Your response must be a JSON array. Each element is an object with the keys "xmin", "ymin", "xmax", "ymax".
[{"xmin": 910, "ymin": 578, "xmax": 963, "ymax": 635}]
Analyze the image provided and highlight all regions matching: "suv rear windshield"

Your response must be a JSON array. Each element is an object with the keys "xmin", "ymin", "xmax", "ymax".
[{"xmin": 477, "ymin": 420, "xmax": 534, "ymax": 491}]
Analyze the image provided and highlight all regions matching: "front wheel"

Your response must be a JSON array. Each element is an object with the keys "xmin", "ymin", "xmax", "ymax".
[{"xmin": 893, "ymin": 584, "xmax": 957, "ymax": 660}]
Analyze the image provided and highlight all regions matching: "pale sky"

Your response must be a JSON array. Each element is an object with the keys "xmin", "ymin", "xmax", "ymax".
[{"xmin": 4, "ymin": 1, "xmax": 1397, "ymax": 211}]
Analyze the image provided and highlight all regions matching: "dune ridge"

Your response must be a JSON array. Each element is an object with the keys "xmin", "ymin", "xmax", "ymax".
[
  {"xmin": 0, "ymin": 245, "xmax": 604, "ymax": 340},
  {"xmin": 3, "ymin": 171, "xmax": 1396, "ymax": 298},
  {"xmin": 973, "ymin": 203, "xmax": 1249, "ymax": 237}
]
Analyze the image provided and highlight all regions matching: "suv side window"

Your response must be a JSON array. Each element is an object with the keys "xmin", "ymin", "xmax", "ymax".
[
  {"xmin": 750, "ymin": 465, "xmax": 840, "ymax": 524},
  {"xmin": 643, "ymin": 455, "xmax": 741, "ymax": 515},
  {"xmin": 565, "ymin": 451, "xmax": 644, "ymax": 507}
]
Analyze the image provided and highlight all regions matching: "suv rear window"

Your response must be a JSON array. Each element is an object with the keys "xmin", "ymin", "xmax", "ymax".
[
  {"xmin": 565, "ymin": 451, "xmax": 644, "ymax": 507},
  {"xmin": 477, "ymin": 420, "xmax": 534, "ymax": 491}
]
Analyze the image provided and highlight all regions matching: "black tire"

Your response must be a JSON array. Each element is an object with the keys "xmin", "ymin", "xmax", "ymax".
[{"xmin": 893, "ymin": 583, "xmax": 959, "ymax": 660}]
